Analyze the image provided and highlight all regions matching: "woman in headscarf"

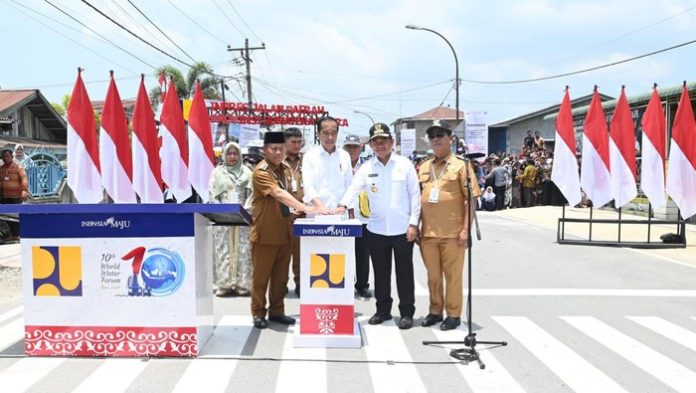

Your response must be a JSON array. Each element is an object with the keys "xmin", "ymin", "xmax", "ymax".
[
  {"xmin": 209, "ymin": 142, "xmax": 253, "ymax": 297},
  {"xmin": 13, "ymin": 144, "xmax": 33, "ymax": 168},
  {"xmin": 482, "ymin": 186, "xmax": 496, "ymax": 211}
]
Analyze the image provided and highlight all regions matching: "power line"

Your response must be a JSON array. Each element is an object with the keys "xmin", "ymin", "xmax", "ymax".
[
  {"xmin": 463, "ymin": 38, "xmax": 696, "ymax": 85},
  {"xmin": 225, "ymin": 0, "xmax": 263, "ymax": 43},
  {"xmin": 165, "ymin": 0, "xmax": 227, "ymax": 45},
  {"xmin": 80, "ymin": 0, "xmax": 194, "ymax": 68},
  {"xmin": 42, "ymin": 0, "xmax": 156, "ymax": 70},
  {"xmin": 2, "ymin": 0, "xmax": 137, "ymax": 74},
  {"xmin": 210, "ymin": 0, "xmax": 245, "ymax": 37},
  {"xmin": 126, "ymin": 0, "xmax": 197, "ymax": 63},
  {"xmin": 546, "ymin": 5, "xmax": 696, "ymax": 67},
  {"xmin": 326, "ymin": 80, "xmax": 453, "ymax": 104}
]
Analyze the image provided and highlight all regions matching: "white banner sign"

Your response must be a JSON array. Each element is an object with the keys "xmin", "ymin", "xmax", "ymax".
[
  {"xmin": 465, "ymin": 111, "xmax": 488, "ymax": 156},
  {"xmin": 238, "ymin": 124, "xmax": 260, "ymax": 148},
  {"xmin": 400, "ymin": 128, "xmax": 416, "ymax": 159}
]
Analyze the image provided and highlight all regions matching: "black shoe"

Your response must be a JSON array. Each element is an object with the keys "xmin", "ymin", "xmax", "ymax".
[
  {"xmin": 355, "ymin": 287, "xmax": 372, "ymax": 299},
  {"xmin": 368, "ymin": 313, "xmax": 392, "ymax": 325},
  {"xmin": 253, "ymin": 317, "xmax": 268, "ymax": 329},
  {"xmin": 294, "ymin": 286, "xmax": 300, "ymax": 297},
  {"xmin": 269, "ymin": 315, "xmax": 296, "ymax": 325},
  {"xmin": 420, "ymin": 314, "xmax": 443, "ymax": 327},
  {"xmin": 440, "ymin": 317, "xmax": 461, "ymax": 331},
  {"xmin": 398, "ymin": 317, "xmax": 414, "ymax": 330}
]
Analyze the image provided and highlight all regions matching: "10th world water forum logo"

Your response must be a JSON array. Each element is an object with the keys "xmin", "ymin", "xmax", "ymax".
[
  {"xmin": 310, "ymin": 253, "xmax": 345, "ymax": 289},
  {"xmin": 121, "ymin": 247, "xmax": 185, "ymax": 297},
  {"xmin": 32, "ymin": 246, "xmax": 82, "ymax": 296}
]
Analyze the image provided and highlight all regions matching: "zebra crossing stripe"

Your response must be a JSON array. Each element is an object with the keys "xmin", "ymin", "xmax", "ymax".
[
  {"xmin": 173, "ymin": 316, "xmax": 252, "ymax": 393},
  {"xmin": 0, "ymin": 317, "xmax": 23, "ymax": 351},
  {"xmin": 563, "ymin": 316, "xmax": 696, "ymax": 393},
  {"xmin": 0, "ymin": 357, "xmax": 64, "ymax": 393},
  {"xmin": 276, "ymin": 322, "xmax": 327, "ymax": 392},
  {"xmin": 430, "ymin": 328, "xmax": 526, "ymax": 393},
  {"xmin": 494, "ymin": 316, "xmax": 629, "ymax": 393},
  {"xmin": 627, "ymin": 316, "xmax": 696, "ymax": 353},
  {"xmin": 0, "ymin": 306, "xmax": 22, "ymax": 325},
  {"xmin": 360, "ymin": 317, "xmax": 428, "ymax": 393},
  {"xmin": 72, "ymin": 359, "xmax": 148, "ymax": 393}
]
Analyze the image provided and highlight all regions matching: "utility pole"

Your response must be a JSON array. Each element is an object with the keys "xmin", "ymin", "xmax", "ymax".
[{"xmin": 227, "ymin": 39, "xmax": 266, "ymax": 113}]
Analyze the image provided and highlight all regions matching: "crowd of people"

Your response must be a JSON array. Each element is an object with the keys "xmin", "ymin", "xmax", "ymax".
[{"xmin": 211, "ymin": 117, "xmax": 479, "ymax": 332}]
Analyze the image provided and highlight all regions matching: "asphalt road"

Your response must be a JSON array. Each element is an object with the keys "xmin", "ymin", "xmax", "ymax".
[{"xmin": 1, "ymin": 211, "xmax": 695, "ymax": 393}]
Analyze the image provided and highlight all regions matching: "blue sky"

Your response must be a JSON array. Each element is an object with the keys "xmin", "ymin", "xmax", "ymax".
[{"xmin": 1, "ymin": 0, "xmax": 695, "ymax": 134}]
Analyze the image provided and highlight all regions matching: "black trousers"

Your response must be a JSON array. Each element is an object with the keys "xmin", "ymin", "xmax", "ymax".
[
  {"xmin": 366, "ymin": 229, "xmax": 415, "ymax": 318},
  {"xmin": 354, "ymin": 224, "xmax": 370, "ymax": 290},
  {"xmin": 493, "ymin": 185, "xmax": 506, "ymax": 210}
]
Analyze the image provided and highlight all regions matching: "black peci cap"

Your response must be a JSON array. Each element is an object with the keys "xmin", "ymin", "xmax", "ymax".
[
  {"xmin": 368, "ymin": 122, "xmax": 392, "ymax": 141},
  {"xmin": 263, "ymin": 131, "xmax": 286, "ymax": 145},
  {"xmin": 425, "ymin": 120, "xmax": 452, "ymax": 136}
]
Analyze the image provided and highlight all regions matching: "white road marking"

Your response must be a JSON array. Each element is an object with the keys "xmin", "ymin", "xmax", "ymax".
[
  {"xmin": 627, "ymin": 316, "xmax": 696, "ymax": 353},
  {"xmin": 72, "ymin": 359, "xmax": 148, "ymax": 393},
  {"xmin": 0, "ymin": 357, "xmax": 64, "ymax": 393},
  {"xmin": 0, "ymin": 317, "xmax": 23, "ymax": 351},
  {"xmin": 275, "ymin": 322, "xmax": 326, "ymax": 393},
  {"xmin": 564, "ymin": 316, "xmax": 696, "ymax": 393},
  {"xmin": 173, "ymin": 316, "xmax": 252, "ymax": 393},
  {"xmin": 494, "ymin": 316, "xmax": 628, "ymax": 393},
  {"xmin": 0, "ymin": 306, "xmax": 22, "ymax": 325}
]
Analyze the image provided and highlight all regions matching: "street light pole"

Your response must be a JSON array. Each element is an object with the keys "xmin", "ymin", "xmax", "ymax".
[
  {"xmin": 353, "ymin": 109, "xmax": 376, "ymax": 125},
  {"xmin": 405, "ymin": 24, "xmax": 460, "ymax": 128}
]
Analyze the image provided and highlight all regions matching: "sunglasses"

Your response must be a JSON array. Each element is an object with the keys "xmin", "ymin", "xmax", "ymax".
[{"xmin": 427, "ymin": 132, "xmax": 448, "ymax": 140}]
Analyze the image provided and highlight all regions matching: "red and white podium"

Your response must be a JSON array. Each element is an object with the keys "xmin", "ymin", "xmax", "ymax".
[{"xmin": 292, "ymin": 217, "xmax": 363, "ymax": 348}]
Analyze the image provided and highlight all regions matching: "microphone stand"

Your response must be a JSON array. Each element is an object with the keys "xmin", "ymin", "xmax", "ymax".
[{"xmin": 422, "ymin": 150, "xmax": 507, "ymax": 369}]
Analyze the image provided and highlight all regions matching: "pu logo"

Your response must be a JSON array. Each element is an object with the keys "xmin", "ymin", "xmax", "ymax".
[
  {"xmin": 310, "ymin": 253, "xmax": 345, "ymax": 289},
  {"xmin": 32, "ymin": 246, "xmax": 82, "ymax": 296}
]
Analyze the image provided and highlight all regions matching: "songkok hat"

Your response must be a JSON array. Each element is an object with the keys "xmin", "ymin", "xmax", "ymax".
[{"xmin": 263, "ymin": 131, "xmax": 285, "ymax": 145}]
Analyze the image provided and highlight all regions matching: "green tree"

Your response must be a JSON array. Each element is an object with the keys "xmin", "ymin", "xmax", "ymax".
[
  {"xmin": 149, "ymin": 62, "xmax": 221, "ymax": 108},
  {"xmin": 50, "ymin": 94, "xmax": 72, "ymax": 117}
]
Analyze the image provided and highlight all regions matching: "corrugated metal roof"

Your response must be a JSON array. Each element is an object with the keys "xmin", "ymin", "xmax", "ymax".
[
  {"xmin": 0, "ymin": 90, "xmax": 36, "ymax": 112},
  {"xmin": 543, "ymin": 82, "xmax": 696, "ymax": 120}
]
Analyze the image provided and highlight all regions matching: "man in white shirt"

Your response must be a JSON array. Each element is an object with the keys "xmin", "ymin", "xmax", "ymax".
[
  {"xmin": 343, "ymin": 134, "xmax": 371, "ymax": 299},
  {"xmin": 302, "ymin": 116, "xmax": 352, "ymax": 212},
  {"xmin": 336, "ymin": 123, "xmax": 421, "ymax": 329}
]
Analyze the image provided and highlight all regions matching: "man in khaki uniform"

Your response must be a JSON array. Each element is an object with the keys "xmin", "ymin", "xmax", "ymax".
[
  {"xmin": 283, "ymin": 127, "xmax": 304, "ymax": 297},
  {"xmin": 250, "ymin": 132, "xmax": 316, "ymax": 329},
  {"xmin": 418, "ymin": 122, "xmax": 481, "ymax": 331}
]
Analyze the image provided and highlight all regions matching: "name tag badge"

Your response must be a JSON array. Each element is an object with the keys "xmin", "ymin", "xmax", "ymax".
[
  {"xmin": 291, "ymin": 179, "xmax": 298, "ymax": 192},
  {"xmin": 368, "ymin": 173, "xmax": 379, "ymax": 178},
  {"xmin": 428, "ymin": 187, "xmax": 440, "ymax": 204}
]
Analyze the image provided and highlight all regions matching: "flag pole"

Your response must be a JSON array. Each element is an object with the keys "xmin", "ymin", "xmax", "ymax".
[
  {"xmin": 618, "ymin": 206, "xmax": 622, "ymax": 243},
  {"xmin": 647, "ymin": 203, "xmax": 652, "ymax": 243},
  {"xmin": 589, "ymin": 207, "xmax": 593, "ymax": 242}
]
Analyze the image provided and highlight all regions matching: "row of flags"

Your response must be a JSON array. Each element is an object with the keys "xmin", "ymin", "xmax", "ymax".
[
  {"xmin": 66, "ymin": 69, "xmax": 215, "ymax": 204},
  {"xmin": 551, "ymin": 83, "xmax": 696, "ymax": 219}
]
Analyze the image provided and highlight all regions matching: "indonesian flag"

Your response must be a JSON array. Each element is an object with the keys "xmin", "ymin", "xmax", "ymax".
[
  {"xmin": 67, "ymin": 68, "xmax": 102, "ymax": 203},
  {"xmin": 580, "ymin": 88, "xmax": 612, "ymax": 208},
  {"xmin": 551, "ymin": 88, "xmax": 581, "ymax": 207},
  {"xmin": 666, "ymin": 83, "xmax": 696, "ymax": 218},
  {"xmin": 131, "ymin": 75, "xmax": 163, "ymax": 203},
  {"xmin": 609, "ymin": 87, "xmax": 637, "ymax": 208},
  {"xmin": 640, "ymin": 86, "xmax": 666, "ymax": 208},
  {"xmin": 100, "ymin": 72, "xmax": 136, "ymax": 203},
  {"xmin": 187, "ymin": 82, "xmax": 215, "ymax": 202},
  {"xmin": 160, "ymin": 77, "xmax": 192, "ymax": 202}
]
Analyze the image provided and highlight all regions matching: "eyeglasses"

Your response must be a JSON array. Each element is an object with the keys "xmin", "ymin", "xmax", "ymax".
[{"xmin": 427, "ymin": 133, "xmax": 448, "ymax": 140}]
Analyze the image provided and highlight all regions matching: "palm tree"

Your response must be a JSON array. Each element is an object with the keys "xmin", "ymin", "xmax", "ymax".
[{"xmin": 149, "ymin": 62, "xmax": 221, "ymax": 108}]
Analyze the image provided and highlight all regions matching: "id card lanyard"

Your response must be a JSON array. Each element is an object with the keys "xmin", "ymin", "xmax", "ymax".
[
  {"xmin": 286, "ymin": 158, "xmax": 300, "ymax": 192},
  {"xmin": 428, "ymin": 161, "xmax": 449, "ymax": 203}
]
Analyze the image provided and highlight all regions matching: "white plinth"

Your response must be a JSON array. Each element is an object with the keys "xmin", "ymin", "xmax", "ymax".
[{"xmin": 293, "ymin": 320, "xmax": 362, "ymax": 348}]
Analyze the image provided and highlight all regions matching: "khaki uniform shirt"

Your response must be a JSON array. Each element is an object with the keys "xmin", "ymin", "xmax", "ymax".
[
  {"xmin": 284, "ymin": 154, "xmax": 304, "ymax": 205},
  {"xmin": 418, "ymin": 153, "xmax": 481, "ymax": 238},
  {"xmin": 250, "ymin": 159, "xmax": 292, "ymax": 245}
]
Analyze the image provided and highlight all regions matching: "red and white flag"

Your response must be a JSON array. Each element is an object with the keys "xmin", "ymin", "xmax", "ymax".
[
  {"xmin": 580, "ymin": 87, "xmax": 612, "ymax": 207},
  {"xmin": 187, "ymin": 82, "xmax": 215, "ymax": 202},
  {"xmin": 160, "ymin": 77, "xmax": 192, "ymax": 202},
  {"xmin": 609, "ymin": 87, "xmax": 637, "ymax": 208},
  {"xmin": 666, "ymin": 82, "xmax": 696, "ymax": 218},
  {"xmin": 67, "ymin": 68, "xmax": 102, "ymax": 203},
  {"xmin": 131, "ymin": 75, "xmax": 163, "ymax": 203},
  {"xmin": 640, "ymin": 85, "xmax": 666, "ymax": 208},
  {"xmin": 551, "ymin": 87, "xmax": 581, "ymax": 207},
  {"xmin": 100, "ymin": 72, "xmax": 136, "ymax": 203}
]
